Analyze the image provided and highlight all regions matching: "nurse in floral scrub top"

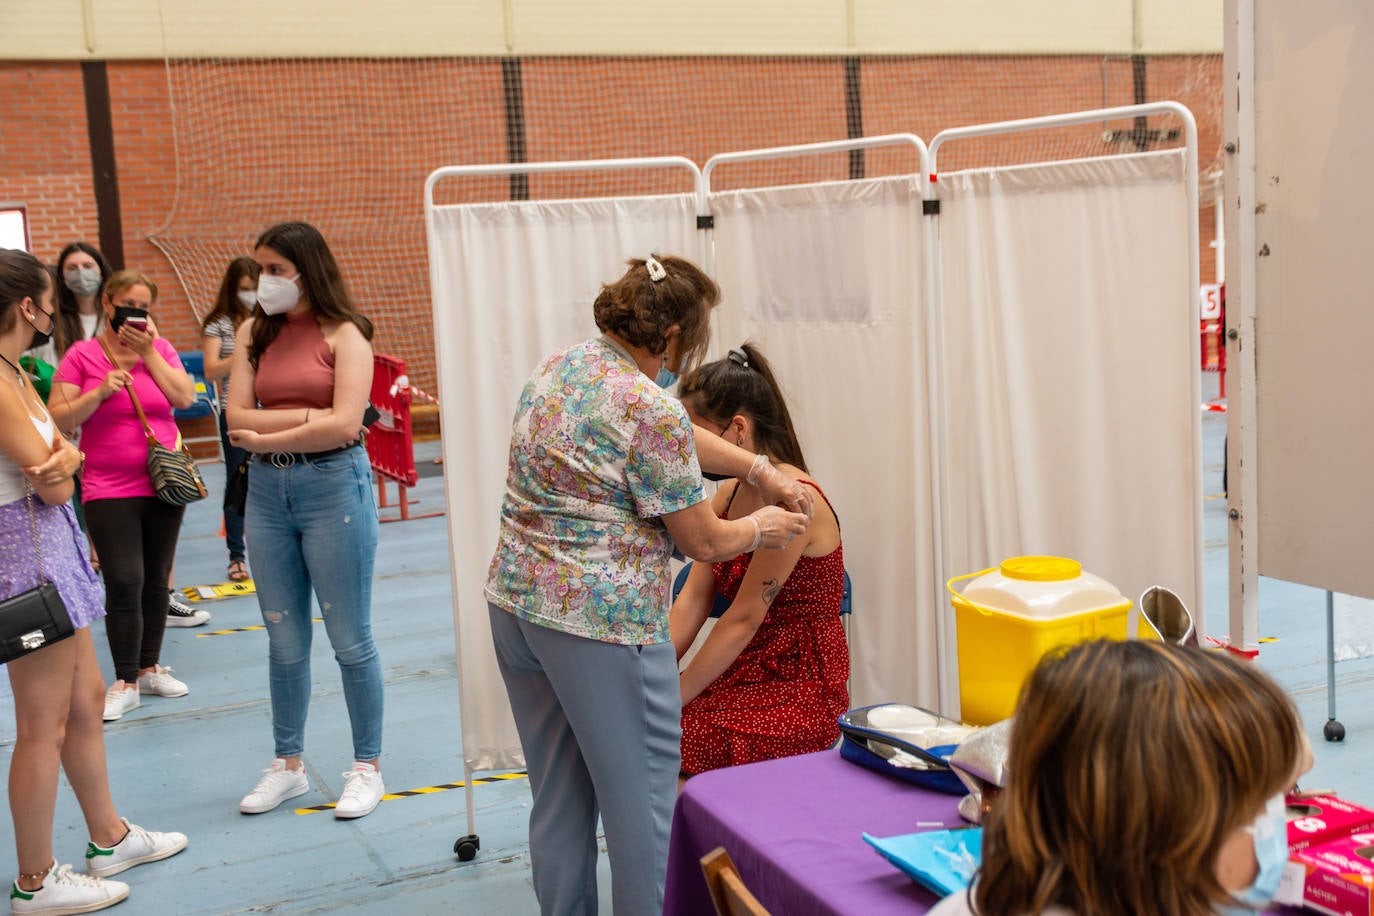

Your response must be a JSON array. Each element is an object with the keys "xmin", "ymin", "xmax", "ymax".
[{"xmin": 485, "ymin": 255, "xmax": 812, "ymax": 916}]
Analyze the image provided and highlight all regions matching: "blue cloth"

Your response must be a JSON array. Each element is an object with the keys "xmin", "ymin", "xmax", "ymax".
[
  {"xmin": 246, "ymin": 445, "xmax": 382, "ymax": 760},
  {"xmin": 489, "ymin": 604, "xmax": 681, "ymax": 916},
  {"xmin": 864, "ymin": 828, "xmax": 984, "ymax": 898}
]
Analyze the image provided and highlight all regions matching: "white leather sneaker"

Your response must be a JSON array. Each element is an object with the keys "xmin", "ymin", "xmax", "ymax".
[
  {"xmin": 101, "ymin": 682, "xmax": 139, "ymax": 722},
  {"xmin": 136, "ymin": 666, "xmax": 189, "ymax": 698},
  {"xmin": 86, "ymin": 817, "xmax": 188, "ymax": 878},
  {"xmin": 240, "ymin": 759, "xmax": 309, "ymax": 814},
  {"xmin": 10, "ymin": 862, "xmax": 128, "ymax": 915},
  {"xmin": 334, "ymin": 762, "xmax": 385, "ymax": 819}
]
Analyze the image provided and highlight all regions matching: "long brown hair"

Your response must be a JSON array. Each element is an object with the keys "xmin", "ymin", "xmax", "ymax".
[
  {"xmin": 592, "ymin": 254, "xmax": 718, "ymax": 379},
  {"xmin": 203, "ymin": 256, "xmax": 260, "ymax": 332},
  {"xmin": 974, "ymin": 639, "xmax": 1303, "ymax": 916},
  {"xmin": 0, "ymin": 249, "xmax": 52, "ymax": 334},
  {"xmin": 678, "ymin": 342, "xmax": 808, "ymax": 472},
  {"xmin": 248, "ymin": 222, "xmax": 373, "ymax": 370},
  {"xmin": 53, "ymin": 241, "xmax": 112, "ymax": 356}
]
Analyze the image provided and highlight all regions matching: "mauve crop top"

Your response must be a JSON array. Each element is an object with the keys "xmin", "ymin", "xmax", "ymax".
[{"xmin": 253, "ymin": 311, "xmax": 336, "ymax": 409}]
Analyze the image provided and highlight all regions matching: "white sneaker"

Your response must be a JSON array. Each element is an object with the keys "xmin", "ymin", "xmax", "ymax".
[
  {"xmin": 240, "ymin": 759, "xmax": 309, "ymax": 814},
  {"xmin": 86, "ymin": 817, "xmax": 188, "ymax": 878},
  {"xmin": 334, "ymin": 762, "xmax": 385, "ymax": 820},
  {"xmin": 101, "ymin": 682, "xmax": 139, "ymax": 722},
  {"xmin": 10, "ymin": 862, "xmax": 128, "ymax": 915},
  {"xmin": 165, "ymin": 591, "xmax": 210, "ymax": 628},
  {"xmin": 135, "ymin": 666, "xmax": 188, "ymax": 698}
]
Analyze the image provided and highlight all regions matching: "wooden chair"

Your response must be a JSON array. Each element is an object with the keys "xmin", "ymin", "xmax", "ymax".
[{"xmin": 699, "ymin": 846, "xmax": 771, "ymax": 916}]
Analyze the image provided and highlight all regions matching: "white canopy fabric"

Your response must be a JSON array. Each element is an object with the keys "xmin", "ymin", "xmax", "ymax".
[
  {"xmin": 707, "ymin": 175, "xmax": 940, "ymax": 707},
  {"xmin": 938, "ymin": 150, "xmax": 1201, "ymax": 647},
  {"xmin": 426, "ymin": 193, "xmax": 702, "ymax": 771}
]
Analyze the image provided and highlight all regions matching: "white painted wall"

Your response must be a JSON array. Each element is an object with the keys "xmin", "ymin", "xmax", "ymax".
[{"xmin": 1, "ymin": 0, "xmax": 1221, "ymax": 59}]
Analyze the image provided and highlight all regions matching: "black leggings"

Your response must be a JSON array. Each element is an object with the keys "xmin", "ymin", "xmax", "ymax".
[{"xmin": 85, "ymin": 497, "xmax": 185, "ymax": 684}]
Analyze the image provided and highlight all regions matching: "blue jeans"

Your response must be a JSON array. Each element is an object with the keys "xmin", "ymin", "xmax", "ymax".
[
  {"xmin": 245, "ymin": 446, "xmax": 383, "ymax": 761},
  {"xmin": 218, "ymin": 410, "xmax": 247, "ymax": 561}
]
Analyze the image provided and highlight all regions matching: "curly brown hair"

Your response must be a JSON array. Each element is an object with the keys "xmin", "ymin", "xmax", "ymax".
[{"xmin": 592, "ymin": 255, "xmax": 718, "ymax": 376}]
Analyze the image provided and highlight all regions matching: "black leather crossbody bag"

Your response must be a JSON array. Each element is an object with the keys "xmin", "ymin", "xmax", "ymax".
[{"xmin": 0, "ymin": 489, "xmax": 75, "ymax": 663}]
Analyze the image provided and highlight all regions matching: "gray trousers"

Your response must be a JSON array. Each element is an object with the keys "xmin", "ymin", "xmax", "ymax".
[{"xmin": 489, "ymin": 604, "xmax": 681, "ymax": 916}]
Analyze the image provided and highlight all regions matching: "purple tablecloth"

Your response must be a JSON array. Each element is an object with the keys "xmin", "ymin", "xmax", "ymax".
[
  {"xmin": 663, "ymin": 749, "xmax": 1306, "ymax": 916},
  {"xmin": 665, "ymin": 750, "xmax": 962, "ymax": 915}
]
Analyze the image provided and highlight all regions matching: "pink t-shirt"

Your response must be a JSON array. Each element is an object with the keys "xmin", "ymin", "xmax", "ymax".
[{"xmin": 57, "ymin": 337, "xmax": 185, "ymax": 502}]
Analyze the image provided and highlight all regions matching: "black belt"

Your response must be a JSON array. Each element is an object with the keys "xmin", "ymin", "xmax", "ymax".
[{"xmin": 258, "ymin": 441, "xmax": 362, "ymax": 469}]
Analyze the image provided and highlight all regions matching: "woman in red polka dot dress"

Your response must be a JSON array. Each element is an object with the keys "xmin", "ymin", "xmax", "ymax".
[{"xmin": 672, "ymin": 343, "xmax": 849, "ymax": 779}]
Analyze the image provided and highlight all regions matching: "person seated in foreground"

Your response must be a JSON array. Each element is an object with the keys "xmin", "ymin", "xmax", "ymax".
[
  {"xmin": 931, "ymin": 638, "xmax": 1313, "ymax": 916},
  {"xmin": 671, "ymin": 343, "xmax": 849, "ymax": 780}
]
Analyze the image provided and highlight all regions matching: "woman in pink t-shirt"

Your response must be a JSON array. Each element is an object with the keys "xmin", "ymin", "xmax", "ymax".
[{"xmin": 51, "ymin": 270, "xmax": 195, "ymax": 722}]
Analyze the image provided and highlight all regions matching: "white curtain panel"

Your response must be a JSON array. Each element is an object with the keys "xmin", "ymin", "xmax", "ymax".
[
  {"xmin": 709, "ymin": 176, "xmax": 940, "ymax": 708},
  {"xmin": 426, "ymin": 194, "xmax": 702, "ymax": 771},
  {"xmin": 938, "ymin": 151, "xmax": 1201, "ymax": 656}
]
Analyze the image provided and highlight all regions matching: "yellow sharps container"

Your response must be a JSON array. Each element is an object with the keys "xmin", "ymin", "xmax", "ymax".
[{"xmin": 948, "ymin": 556, "xmax": 1132, "ymax": 726}]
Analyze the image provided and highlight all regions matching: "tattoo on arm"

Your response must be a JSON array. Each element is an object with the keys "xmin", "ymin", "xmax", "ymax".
[{"xmin": 761, "ymin": 578, "xmax": 781, "ymax": 606}]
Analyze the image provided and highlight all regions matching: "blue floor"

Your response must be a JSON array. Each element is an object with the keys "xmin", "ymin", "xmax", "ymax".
[{"xmin": 1, "ymin": 377, "xmax": 1370, "ymax": 913}]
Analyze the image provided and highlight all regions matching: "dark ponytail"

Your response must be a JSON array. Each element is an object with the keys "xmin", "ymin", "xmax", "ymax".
[{"xmin": 679, "ymin": 342, "xmax": 808, "ymax": 473}]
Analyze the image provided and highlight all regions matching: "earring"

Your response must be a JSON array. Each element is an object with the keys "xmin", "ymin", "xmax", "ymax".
[{"xmin": 737, "ymin": 435, "xmax": 743, "ymax": 446}]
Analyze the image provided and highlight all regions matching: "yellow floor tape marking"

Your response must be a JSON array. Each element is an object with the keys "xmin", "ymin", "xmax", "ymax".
[
  {"xmin": 181, "ymin": 581, "xmax": 257, "ymax": 601},
  {"xmin": 294, "ymin": 771, "xmax": 530, "ymax": 814},
  {"xmin": 196, "ymin": 618, "xmax": 323, "ymax": 638}
]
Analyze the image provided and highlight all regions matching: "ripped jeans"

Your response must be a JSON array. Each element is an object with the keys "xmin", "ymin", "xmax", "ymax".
[{"xmin": 245, "ymin": 445, "xmax": 383, "ymax": 761}]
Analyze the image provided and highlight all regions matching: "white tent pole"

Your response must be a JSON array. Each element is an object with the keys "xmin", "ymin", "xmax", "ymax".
[
  {"xmin": 1224, "ymin": 0, "xmax": 1262, "ymax": 658},
  {"xmin": 702, "ymin": 133, "xmax": 928, "ymax": 187},
  {"xmin": 425, "ymin": 156, "xmax": 706, "ymax": 215},
  {"xmin": 928, "ymin": 102, "xmax": 1203, "ymax": 668},
  {"xmin": 921, "ymin": 157, "xmax": 957, "ymax": 714}
]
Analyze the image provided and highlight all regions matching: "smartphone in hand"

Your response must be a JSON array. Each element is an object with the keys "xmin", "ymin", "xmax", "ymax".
[{"xmin": 124, "ymin": 317, "xmax": 149, "ymax": 333}]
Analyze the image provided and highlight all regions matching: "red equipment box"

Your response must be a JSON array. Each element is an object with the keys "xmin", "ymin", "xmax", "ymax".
[
  {"xmin": 1288, "ymin": 795, "xmax": 1374, "ymax": 853},
  {"xmin": 1289, "ymin": 831, "xmax": 1374, "ymax": 916}
]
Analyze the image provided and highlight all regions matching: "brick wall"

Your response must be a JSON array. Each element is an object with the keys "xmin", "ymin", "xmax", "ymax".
[{"xmin": 4, "ymin": 55, "xmax": 1224, "ymax": 451}]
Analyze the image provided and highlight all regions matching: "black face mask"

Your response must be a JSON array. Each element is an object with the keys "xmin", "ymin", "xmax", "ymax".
[
  {"xmin": 110, "ymin": 306, "xmax": 150, "ymax": 332},
  {"xmin": 700, "ymin": 422, "xmax": 736, "ymax": 482},
  {"xmin": 24, "ymin": 307, "xmax": 54, "ymax": 350}
]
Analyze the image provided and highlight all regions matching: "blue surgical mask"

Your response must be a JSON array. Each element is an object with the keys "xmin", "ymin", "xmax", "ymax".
[
  {"xmin": 656, "ymin": 366, "xmax": 677, "ymax": 389},
  {"xmin": 1220, "ymin": 793, "xmax": 1289, "ymax": 913}
]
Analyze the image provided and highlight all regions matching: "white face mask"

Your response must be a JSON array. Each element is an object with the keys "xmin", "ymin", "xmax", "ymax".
[
  {"xmin": 236, "ymin": 290, "xmax": 258, "ymax": 309},
  {"xmin": 64, "ymin": 266, "xmax": 102, "ymax": 297},
  {"xmin": 256, "ymin": 274, "xmax": 300, "ymax": 315}
]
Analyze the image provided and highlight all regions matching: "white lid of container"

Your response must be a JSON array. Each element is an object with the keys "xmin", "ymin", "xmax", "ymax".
[{"xmin": 960, "ymin": 556, "xmax": 1126, "ymax": 619}]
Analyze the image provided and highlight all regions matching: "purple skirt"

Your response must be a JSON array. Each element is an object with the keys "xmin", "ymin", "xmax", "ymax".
[{"xmin": 0, "ymin": 495, "xmax": 105, "ymax": 630}]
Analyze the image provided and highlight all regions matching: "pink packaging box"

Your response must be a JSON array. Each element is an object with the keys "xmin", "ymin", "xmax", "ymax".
[
  {"xmin": 1289, "ymin": 832, "xmax": 1374, "ymax": 916},
  {"xmin": 1287, "ymin": 795, "xmax": 1374, "ymax": 853}
]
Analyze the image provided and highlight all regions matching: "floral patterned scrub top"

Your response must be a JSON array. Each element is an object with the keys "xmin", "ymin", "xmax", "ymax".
[{"xmin": 485, "ymin": 337, "xmax": 705, "ymax": 645}]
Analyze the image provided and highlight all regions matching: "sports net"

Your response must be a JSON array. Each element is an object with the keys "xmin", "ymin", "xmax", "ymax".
[{"xmin": 151, "ymin": 54, "xmax": 1222, "ymax": 394}]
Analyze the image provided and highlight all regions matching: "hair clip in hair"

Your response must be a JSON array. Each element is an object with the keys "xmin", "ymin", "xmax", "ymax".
[
  {"xmin": 645, "ymin": 256, "xmax": 667, "ymax": 282},
  {"xmin": 727, "ymin": 347, "xmax": 750, "ymax": 368}
]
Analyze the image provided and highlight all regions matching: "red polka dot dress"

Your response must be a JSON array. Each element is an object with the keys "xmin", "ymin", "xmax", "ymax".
[{"xmin": 680, "ymin": 482, "xmax": 850, "ymax": 776}]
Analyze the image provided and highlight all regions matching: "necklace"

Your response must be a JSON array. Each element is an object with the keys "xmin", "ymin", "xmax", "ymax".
[{"xmin": 0, "ymin": 351, "xmax": 24, "ymax": 381}]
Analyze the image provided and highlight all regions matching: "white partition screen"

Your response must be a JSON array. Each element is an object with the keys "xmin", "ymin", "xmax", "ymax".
[
  {"xmin": 708, "ymin": 175, "xmax": 938, "ymax": 707},
  {"xmin": 939, "ymin": 150, "xmax": 1201, "ymax": 621},
  {"xmin": 426, "ymin": 194, "xmax": 701, "ymax": 772}
]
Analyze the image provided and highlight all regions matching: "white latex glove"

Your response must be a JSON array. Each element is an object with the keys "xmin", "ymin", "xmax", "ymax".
[
  {"xmin": 747, "ymin": 454, "xmax": 815, "ymax": 521},
  {"xmin": 747, "ymin": 505, "xmax": 809, "ymax": 550}
]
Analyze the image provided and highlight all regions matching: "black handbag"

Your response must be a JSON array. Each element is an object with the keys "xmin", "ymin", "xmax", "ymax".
[{"xmin": 0, "ymin": 490, "xmax": 76, "ymax": 664}]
